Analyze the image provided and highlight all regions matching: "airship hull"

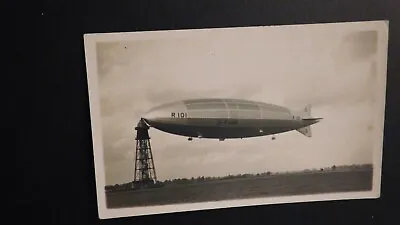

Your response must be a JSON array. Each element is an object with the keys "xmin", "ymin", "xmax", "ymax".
[
  {"xmin": 143, "ymin": 118, "xmax": 314, "ymax": 139},
  {"xmin": 142, "ymin": 98, "xmax": 322, "ymax": 140}
]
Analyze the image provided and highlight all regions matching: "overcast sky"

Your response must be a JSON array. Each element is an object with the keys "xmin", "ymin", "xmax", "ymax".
[{"xmin": 95, "ymin": 24, "xmax": 381, "ymax": 185}]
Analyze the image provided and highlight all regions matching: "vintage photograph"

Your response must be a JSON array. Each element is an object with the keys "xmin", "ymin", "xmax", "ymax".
[{"xmin": 84, "ymin": 21, "xmax": 388, "ymax": 219}]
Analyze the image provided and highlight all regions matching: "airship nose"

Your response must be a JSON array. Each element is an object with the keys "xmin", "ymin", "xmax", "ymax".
[{"xmin": 143, "ymin": 108, "xmax": 166, "ymax": 121}]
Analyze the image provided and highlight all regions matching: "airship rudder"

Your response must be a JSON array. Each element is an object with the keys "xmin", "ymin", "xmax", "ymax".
[{"xmin": 292, "ymin": 103, "xmax": 320, "ymax": 138}]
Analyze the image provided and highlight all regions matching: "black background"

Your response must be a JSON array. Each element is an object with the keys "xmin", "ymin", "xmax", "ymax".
[{"xmin": 18, "ymin": 0, "xmax": 400, "ymax": 224}]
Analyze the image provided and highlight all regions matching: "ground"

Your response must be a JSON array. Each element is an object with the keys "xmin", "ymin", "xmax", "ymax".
[{"xmin": 105, "ymin": 167, "xmax": 373, "ymax": 208}]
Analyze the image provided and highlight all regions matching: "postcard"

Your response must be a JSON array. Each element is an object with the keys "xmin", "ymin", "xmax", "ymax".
[{"xmin": 83, "ymin": 20, "xmax": 389, "ymax": 219}]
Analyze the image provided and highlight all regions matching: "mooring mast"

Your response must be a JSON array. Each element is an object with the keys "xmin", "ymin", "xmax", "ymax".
[{"xmin": 133, "ymin": 118, "xmax": 157, "ymax": 188}]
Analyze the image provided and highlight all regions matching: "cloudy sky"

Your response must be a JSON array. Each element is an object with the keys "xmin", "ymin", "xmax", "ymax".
[{"xmin": 95, "ymin": 23, "xmax": 382, "ymax": 185}]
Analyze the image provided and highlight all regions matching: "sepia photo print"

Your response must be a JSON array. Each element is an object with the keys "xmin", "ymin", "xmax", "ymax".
[{"xmin": 83, "ymin": 21, "xmax": 389, "ymax": 219}]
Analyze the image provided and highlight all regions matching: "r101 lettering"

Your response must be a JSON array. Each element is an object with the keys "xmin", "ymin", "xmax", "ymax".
[{"xmin": 171, "ymin": 112, "xmax": 188, "ymax": 118}]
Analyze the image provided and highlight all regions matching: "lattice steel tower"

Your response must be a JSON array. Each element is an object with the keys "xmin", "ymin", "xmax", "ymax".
[{"xmin": 133, "ymin": 119, "xmax": 157, "ymax": 188}]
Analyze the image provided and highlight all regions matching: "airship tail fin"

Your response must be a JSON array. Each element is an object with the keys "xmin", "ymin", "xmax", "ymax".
[
  {"xmin": 295, "ymin": 104, "xmax": 313, "ymax": 137},
  {"xmin": 302, "ymin": 104, "xmax": 312, "ymax": 119},
  {"xmin": 297, "ymin": 126, "xmax": 312, "ymax": 137},
  {"xmin": 293, "ymin": 104, "xmax": 312, "ymax": 119}
]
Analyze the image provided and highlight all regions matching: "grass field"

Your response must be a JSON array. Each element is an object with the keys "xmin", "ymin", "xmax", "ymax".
[{"xmin": 106, "ymin": 167, "xmax": 373, "ymax": 208}]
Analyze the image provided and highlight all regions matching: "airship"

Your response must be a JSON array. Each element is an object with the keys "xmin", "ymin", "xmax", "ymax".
[{"xmin": 141, "ymin": 98, "xmax": 322, "ymax": 141}]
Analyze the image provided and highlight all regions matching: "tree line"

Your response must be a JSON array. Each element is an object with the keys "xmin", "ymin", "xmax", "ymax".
[{"xmin": 105, "ymin": 163, "xmax": 372, "ymax": 192}]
